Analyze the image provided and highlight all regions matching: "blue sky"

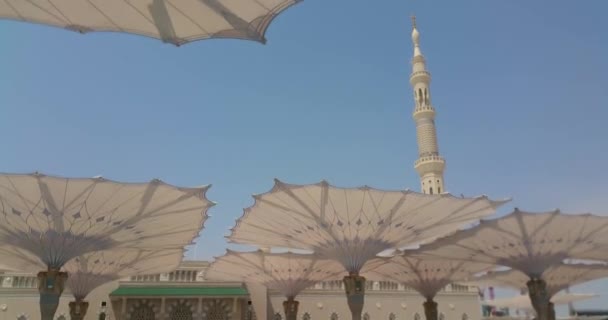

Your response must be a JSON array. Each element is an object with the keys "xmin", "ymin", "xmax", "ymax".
[{"xmin": 1, "ymin": 0, "xmax": 608, "ymax": 311}]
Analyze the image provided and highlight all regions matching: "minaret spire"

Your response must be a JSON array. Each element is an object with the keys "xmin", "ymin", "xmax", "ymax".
[{"xmin": 409, "ymin": 17, "xmax": 446, "ymax": 195}]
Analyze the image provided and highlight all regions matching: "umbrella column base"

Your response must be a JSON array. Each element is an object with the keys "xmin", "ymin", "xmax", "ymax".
[
  {"xmin": 69, "ymin": 300, "xmax": 89, "ymax": 320},
  {"xmin": 423, "ymin": 298, "xmax": 438, "ymax": 320},
  {"xmin": 343, "ymin": 273, "xmax": 366, "ymax": 320},
  {"xmin": 38, "ymin": 270, "xmax": 68, "ymax": 320},
  {"xmin": 527, "ymin": 279, "xmax": 555, "ymax": 320},
  {"xmin": 283, "ymin": 297, "xmax": 299, "ymax": 320}
]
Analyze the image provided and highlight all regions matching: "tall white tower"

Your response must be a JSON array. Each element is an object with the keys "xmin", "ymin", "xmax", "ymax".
[{"xmin": 410, "ymin": 17, "xmax": 446, "ymax": 195}]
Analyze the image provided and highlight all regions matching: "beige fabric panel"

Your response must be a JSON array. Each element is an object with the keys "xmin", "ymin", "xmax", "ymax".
[{"xmin": 0, "ymin": 0, "xmax": 300, "ymax": 44}]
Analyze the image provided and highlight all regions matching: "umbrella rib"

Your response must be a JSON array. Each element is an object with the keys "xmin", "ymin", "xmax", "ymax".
[
  {"xmin": 37, "ymin": 176, "xmax": 67, "ymax": 232},
  {"xmin": 253, "ymin": 0, "xmax": 272, "ymax": 11},
  {"xmin": 166, "ymin": 0, "xmax": 210, "ymax": 34},
  {"xmin": 363, "ymin": 190, "xmax": 378, "ymax": 234},
  {"xmin": 105, "ymin": 190, "xmax": 192, "ymax": 234},
  {"xmin": 433, "ymin": 198, "xmax": 485, "ymax": 224},
  {"xmin": 121, "ymin": 0, "xmax": 156, "ymax": 28},
  {"xmin": 84, "ymin": 0, "xmax": 123, "ymax": 31},
  {"xmin": 2, "ymin": 0, "xmax": 23, "ymax": 20},
  {"xmin": 257, "ymin": 198, "xmax": 313, "ymax": 222},
  {"xmin": 375, "ymin": 192, "xmax": 408, "ymax": 235},
  {"xmin": 199, "ymin": 0, "xmax": 260, "ymax": 38},
  {"xmin": 27, "ymin": 0, "xmax": 69, "ymax": 24},
  {"xmin": 281, "ymin": 188, "xmax": 341, "ymax": 244},
  {"xmin": 4, "ymin": 176, "xmax": 37, "ymax": 220},
  {"xmin": 341, "ymin": 188, "xmax": 353, "ymax": 242},
  {"xmin": 28, "ymin": 197, "xmax": 47, "ymax": 236},
  {"xmin": 61, "ymin": 178, "xmax": 68, "ymax": 217},
  {"xmin": 67, "ymin": 179, "xmax": 102, "ymax": 220},
  {"xmin": 397, "ymin": 196, "xmax": 445, "ymax": 230}
]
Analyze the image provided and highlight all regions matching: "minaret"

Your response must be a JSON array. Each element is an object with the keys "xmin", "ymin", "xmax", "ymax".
[{"xmin": 410, "ymin": 17, "xmax": 446, "ymax": 195}]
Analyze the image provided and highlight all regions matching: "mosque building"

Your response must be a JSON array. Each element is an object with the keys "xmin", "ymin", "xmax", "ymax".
[{"xmin": 0, "ymin": 19, "xmax": 482, "ymax": 320}]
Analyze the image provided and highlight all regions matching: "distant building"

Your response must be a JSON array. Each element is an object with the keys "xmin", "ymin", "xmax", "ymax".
[{"xmin": 0, "ymin": 260, "xmax": 481, "ymax": 320}]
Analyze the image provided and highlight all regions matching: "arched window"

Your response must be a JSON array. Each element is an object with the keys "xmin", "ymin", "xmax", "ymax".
[
  {"xmin": 389, "ymin": 313, "xmax": 396, "ymax": 320},
  {"xmin": 438, "ymin": 187, "xmax": 441, "ymax": 194},
  {"xmin": 331, "ymin": 312, "xmax": 339, "ymax": 320},
  {"xmin": 429, "ymin": 187, "xmax": 434, "ymax": 195},
  {"xmin": 303, "ymin": 313, "xmax": 311, "ymax": 320},
  {"xmin": 274, "ymin": 313, "xmax": 283, "ymax": 320},
  {"xmin": 363, "ymin": 313, "xmax": 370, "ymax": 320}
]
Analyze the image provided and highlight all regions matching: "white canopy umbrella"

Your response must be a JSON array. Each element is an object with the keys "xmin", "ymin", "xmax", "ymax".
[
  {"xmin": 206, "ymin": 250, "xmax": 349, "ymax": 320},
  {"xmin": 365, "ymin": 252, "xmax": 493, "ymax": 320},
  {"xmin": 470, "ymin": 263, "xmax": 608, "ymax": 298},
  {"xmin": 228, "ymin": 179, "xmax": 508, "ymax": 320},
  {"xmin": 415, "ymin": 209, "xmax": 608, "ymax": 320},
  {"xmin": 0, "ymin": 172, "xmax": 214, "ymax": 320},
  {"xmin": 0, "ymin": 0, "xmax": 301, "ymax": 45}
]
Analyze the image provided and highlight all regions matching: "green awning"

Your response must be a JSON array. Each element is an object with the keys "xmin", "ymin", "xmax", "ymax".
[{"xmin": 110, "ymin": 286, "xmax": 248, "ymax": 297}]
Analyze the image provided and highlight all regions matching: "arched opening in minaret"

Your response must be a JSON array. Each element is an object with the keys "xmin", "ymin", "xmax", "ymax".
[
  {"xmin": 429, "ymin": 187, "xmax": 434, "ymax": 195},
  {"xmin": 438, "ymin": 187, "xmax": 441, "ymax": 194}
]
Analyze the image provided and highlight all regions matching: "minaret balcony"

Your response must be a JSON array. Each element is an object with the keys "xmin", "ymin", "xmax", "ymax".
[
  {"xmin": 409, "ymin": 71, "xmax": 431, "ymax": 84},
  {"xmin": 413, "ymin": 106, "xmax": 435, "ymax": 120},
  {"xmin": 414, "ymin": 155, "xmax": 446, "ymax": 175}
]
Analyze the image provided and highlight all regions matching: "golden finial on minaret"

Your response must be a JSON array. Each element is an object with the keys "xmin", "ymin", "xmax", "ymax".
[{"xmin": 410, "ymin": 15, "xmax": 420, "ymax": 48}]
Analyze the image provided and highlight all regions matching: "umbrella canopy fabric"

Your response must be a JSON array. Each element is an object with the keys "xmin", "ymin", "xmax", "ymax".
[
  {"xmin": 228, "ymin": 180, "xmax": 508, "ymax": 272},
  {"xmin": 0, "ymin": 0, "xmax": 301, "ymax": 45},
  {"xmin": 0, "ymin": 172, "xmax": 214, "ymax": 269},
  {"xmin": 205, "ymin": 249, "xmax": 347, "ymax": 298},
  {"xmin": 470, "ymin": 263, "xmax": 608, "ymax": 297},
  {"xmin": 0, "ymin": 245, "xmax": 45, "ymax": 271},
  {"xmin": 415, "ymin": 209, "xmax": 608, "ymax": 277},
  {"xmin": 484, "ymin": 293, "xmax": 598, "ymax": 311},
  {"xmin": 365, "ymin": 251, "xmax": 493, "ymax": 298},
  {"xmin": 64, "ymin": 248, "xmax": 187, "ymax": 300}
]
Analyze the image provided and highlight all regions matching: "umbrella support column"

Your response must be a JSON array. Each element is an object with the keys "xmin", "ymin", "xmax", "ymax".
[
  {"xmin": 38, "ymin": 269, "xmax": 68, "ymax": 320},
  {"xmin": 69, "ymin": 299, "xmax": 89, "ymax": 320},
  {"xmin": 423, "ymin": 297, "xmax": 438, "ymax": 320},
  {"xmin": 343, "ymin": 273, "xmax": 366, "ymax": 320},
  {"xmin": 527, "ymin": 279, "xmax": 555, "ymax": 320},
  {"xmin": 283, "ymin": 296, "xmax": 299, "ymax": 320}
]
